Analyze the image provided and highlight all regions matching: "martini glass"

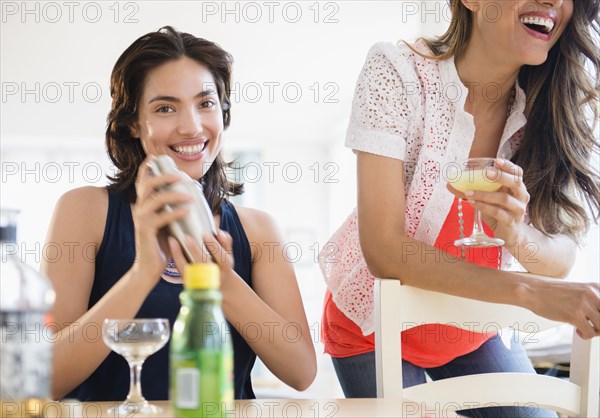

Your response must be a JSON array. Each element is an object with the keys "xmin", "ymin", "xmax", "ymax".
[
  {"xmin": 449, "ymin": 158, "xmax": 505, "ymax": 247},
  {"xmin": 102, "ymin": 318, "xmax": 170, "ymax": 415}
]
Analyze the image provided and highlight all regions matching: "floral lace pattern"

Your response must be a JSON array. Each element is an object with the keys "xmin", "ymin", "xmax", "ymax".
[{"xmin": 320, "ymin": 40, "xmax": 528, "ymax": 335}]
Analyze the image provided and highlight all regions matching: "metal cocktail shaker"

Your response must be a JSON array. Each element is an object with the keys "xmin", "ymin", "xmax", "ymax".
[{"xmin": 147, "ymin": 155, "xmax": 217, "ymax": 263}]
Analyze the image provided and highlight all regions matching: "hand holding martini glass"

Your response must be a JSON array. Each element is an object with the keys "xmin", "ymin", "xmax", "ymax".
[{"xmin": 448, "ymin": 158, "xmax": 505, "ymax": 248}]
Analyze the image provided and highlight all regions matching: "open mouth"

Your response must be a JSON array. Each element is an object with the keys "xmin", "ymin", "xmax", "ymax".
[
  {"xmin": 169, "ymin": 142, "xmax": 207, "ymax": 156},
  {"xmin": 520, "ymin": 16, "xmax": 555, "ymax": 35}
]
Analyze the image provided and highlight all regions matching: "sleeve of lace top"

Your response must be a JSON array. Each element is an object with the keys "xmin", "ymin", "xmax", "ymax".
[{"xmin": 345, "ymin": 42, "xmax": 418, "ymax": 161}]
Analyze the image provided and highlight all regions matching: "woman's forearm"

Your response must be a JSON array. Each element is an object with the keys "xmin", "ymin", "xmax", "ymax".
[
  {"xmin": 363, "ymin": 229, "xmax": 531, "ymax": 307},
  {"xmin": 221, "ymin": 274, "xmax": 316, "ymax": 391},
  {"xmin": 51, "ymin": 268, "xmax": 156, "ymax": 400},
  {"xmin": 506, "ymin": 224, "xmax": 576, "ymax": 278},
  {"xmin": 360, "ymin": 221, "xmax": 600, "ymax": 338}
]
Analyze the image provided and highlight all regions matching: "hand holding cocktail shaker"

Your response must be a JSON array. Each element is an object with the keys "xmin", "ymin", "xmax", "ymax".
[{"xmin": 147, "ymin": 155, "xmax": 217, "ymax": 263}]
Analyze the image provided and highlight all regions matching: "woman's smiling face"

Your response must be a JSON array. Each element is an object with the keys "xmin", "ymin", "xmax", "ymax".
[
  {"xmin": 466, "ymin": 0, "xmax": 573, "ymax": 66},
  {"xmin": 131, "ymin": 56, "xmax": 225, "ymax": 180}
]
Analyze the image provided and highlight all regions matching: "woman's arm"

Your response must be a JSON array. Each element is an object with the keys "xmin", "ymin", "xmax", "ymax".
[
  {"xmin": 230, "ymin": 207, "xmax": 316, "ymax": 390},
  {"xmin": 357, "ymin": 151, "xmax": 600, "ymax": 339},
  {"xmin": 42, "ymin": 187, "xmax": 157, "ymax": 399},
  {"xmin": 170, "ymin": 208, "xmax": 317, "ymax": 391},
  {"xmin": 43, "ymin": 162, "xmax": 192, "ymax": 399},
  {"xmin": 507, "ymin": 225, "xmax": 576, "ymax": 277}
]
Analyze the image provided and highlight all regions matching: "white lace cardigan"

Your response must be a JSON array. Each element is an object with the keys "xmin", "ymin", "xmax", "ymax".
[{"xmin": 320, "ymin": 40, "xmax": 528, "ymax": 336}]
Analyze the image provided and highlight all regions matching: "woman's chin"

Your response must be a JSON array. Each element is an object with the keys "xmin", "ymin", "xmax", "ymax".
[
  {"xmin": 170, "ymin": 157, "xmax": 212, "ymax": 180},
  {"xmin": 523, "ymin": 52, "xmax": 550, "ymax": 67},
  {"xmin": 184, "ymin": 168, "xmax": 208, "ymax": 181}
]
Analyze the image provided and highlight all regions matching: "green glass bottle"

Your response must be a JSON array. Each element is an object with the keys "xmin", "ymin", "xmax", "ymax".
[{"xmin": 170, "ymin": 263, "xmax": 234, "ymax": 418}]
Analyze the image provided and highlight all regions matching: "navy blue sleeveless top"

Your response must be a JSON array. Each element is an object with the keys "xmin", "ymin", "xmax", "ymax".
[{"xmin": 67, "ymin": 189, "xmax": 256, "ymax": 401}]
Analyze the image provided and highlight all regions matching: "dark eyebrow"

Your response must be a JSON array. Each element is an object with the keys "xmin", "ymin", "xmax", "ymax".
[{"xmin": 148, "ymin": 88, "xmax": 218, "ymax": 104}]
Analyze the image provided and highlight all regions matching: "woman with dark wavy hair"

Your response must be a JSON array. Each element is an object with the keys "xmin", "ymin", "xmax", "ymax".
[
  {"xmin": 320, "ymin": 0, "xmax": 599, "ymax": 416},
  {"xmin": 42, "ymin": 26, "xmax": 316, "ymax": 402}
]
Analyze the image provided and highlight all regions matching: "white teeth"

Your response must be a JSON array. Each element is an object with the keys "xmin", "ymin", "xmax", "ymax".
[
  {"xmin": 172, "ymin": 143, "xmax": 205, "ymax": 155},
  {"xmin": 520, "ymin": 16, "xmax": 555, "ymax": 33}
]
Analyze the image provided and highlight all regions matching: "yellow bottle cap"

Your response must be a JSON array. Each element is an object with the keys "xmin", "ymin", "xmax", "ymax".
[{"xmin": 184, "ymin": 263, "xmax": 220, "ymax": 289}]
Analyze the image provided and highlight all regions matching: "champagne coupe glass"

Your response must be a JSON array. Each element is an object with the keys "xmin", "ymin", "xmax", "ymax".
[
  {"xmin": 102, "ymin": 318, "xmax": 170, "ymax": 415},
  {"xmin": 449, "ymin": 158, "xmax": 505, "ymax": 247}
]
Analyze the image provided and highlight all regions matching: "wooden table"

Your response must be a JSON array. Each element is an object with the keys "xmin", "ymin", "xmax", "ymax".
[{"xmin": 1, "ymin": 399, "xmax": 460, "ymax": 417}]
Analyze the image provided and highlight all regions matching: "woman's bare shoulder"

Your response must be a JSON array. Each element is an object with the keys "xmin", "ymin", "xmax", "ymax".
[
  {"xmin": 232, "ymin": 204, "xmax": 282, "ymax": 243},
  {"xmin": 56, "ymin": 186, "xmax": 107, "ymax": 214},
  {"xmin": 51, "ymin": 186, "xmax": 109, "ymax": 243}
]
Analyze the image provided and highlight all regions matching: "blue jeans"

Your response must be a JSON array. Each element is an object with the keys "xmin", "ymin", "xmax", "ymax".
[{"xmin": 331, "ymin": 334, "xmax": 558, "ymax": 418}]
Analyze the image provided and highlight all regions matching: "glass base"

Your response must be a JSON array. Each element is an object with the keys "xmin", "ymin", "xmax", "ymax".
[
  {"xmin": 455, "ymin": 234, "xmax": 504, "ymax": 248},
  {"xmin": 107, "ymin": 400, "xmax": 163, "ymax": 415}
]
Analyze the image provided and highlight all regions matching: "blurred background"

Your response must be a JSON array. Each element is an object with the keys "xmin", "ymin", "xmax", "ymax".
[{"xmin": 1, "ymin": 0, "xmax": 598, "ymax": 399}]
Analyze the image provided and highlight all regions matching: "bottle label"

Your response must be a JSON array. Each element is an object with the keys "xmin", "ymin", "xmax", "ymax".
[
  {"xmin": 0, "ymin": 311, "xmax": 52, "ymax": 400},
  {"xmin": 172, "ymin": 349, "xmax": 233, "ymax": 417},
  {"xmin": 175, "ymin": 366, "xmax": 200, "ymax": 409}
]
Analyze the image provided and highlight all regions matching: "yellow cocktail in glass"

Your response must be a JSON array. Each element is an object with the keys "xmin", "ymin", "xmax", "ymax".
[
  {"xmin": 450, "ymin": 169, "xmax": 503, "ymax": 193},
  {"xmin": 449, "ymin": 158, "xmax": 505, "ymax": 247}
]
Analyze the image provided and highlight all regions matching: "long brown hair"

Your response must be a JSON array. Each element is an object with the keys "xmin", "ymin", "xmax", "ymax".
[
  {"xmin": 105, "ymin": 26, "xmax": 243, "ymax": 212},
  {"xmin": 410, "ymin": 0, "xmax": 600, "ymax": 243}
]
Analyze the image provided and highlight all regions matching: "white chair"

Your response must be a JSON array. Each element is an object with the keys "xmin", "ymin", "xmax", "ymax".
[{"xmin": 374, "ymin": 277, "xmax": 599, "ymax": 417}]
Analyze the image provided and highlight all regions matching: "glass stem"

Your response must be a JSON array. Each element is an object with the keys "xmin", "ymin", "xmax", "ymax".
[
  {"xmin": 126, "ymin": 361, "xmax": 145, "ymax": 403},
  {"xmin": 472, "ymin": 209, "xmax": 486, "ymax": 237}
]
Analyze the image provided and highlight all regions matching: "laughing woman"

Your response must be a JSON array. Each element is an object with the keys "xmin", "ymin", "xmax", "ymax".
[
  {"xmin": 320, "ymin": 0, "xmax": 599, "ymax": 417},
  {"xmin": 42, "ymin": 26, "xmax": 316, "ymax": 401}
]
